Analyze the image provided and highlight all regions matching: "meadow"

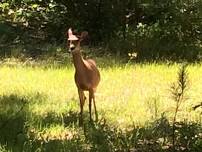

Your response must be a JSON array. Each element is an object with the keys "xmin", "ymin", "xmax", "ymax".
[{"xmin": 0, "ymin": 57, "xmax": 201, "ymax": 152}]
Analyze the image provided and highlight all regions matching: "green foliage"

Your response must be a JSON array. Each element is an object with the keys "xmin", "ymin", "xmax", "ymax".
[{"xmin": 0, "ymin": 0, "xmax": 202, "ymax": 59}]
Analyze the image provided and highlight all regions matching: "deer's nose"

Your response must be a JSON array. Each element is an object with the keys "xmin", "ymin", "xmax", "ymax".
[{"xmin": 69, "ymin": 43, "xmax": 75, "ymax": 51}]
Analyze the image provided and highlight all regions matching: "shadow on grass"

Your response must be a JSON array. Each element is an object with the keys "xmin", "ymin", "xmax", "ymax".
[
  {"xmin": 0, "ymin": 94, "xmax": 201, "ymax": 152},
  {"xmin": 79, "ymin": 115, "xmax": 202, "ymax": 152},
  {"xmin": 0, "ymin": 94, "xmax": 28, "ymax": 151}
]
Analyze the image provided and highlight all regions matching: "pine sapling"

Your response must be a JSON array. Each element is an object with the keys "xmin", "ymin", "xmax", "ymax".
[{"xmin": 170, "ymin": 64, "xmax": 189, "ymax": 150}]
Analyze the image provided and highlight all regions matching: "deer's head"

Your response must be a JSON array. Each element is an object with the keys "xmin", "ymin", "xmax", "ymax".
[{"xmin": 67, "ymin": 28, "xmax": 89, "ymax": 53}]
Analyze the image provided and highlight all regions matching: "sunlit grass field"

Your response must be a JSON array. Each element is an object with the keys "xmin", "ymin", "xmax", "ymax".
[{"xmin": 0, "ymin": 58, "xmax": 201, "ymax": 151}]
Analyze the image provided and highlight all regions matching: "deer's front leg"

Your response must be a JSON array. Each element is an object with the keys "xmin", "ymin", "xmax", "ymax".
[
  {"xmin": 78, "ymin": 89, "xmax": 85, "ymax": 125},
  {"xmin": 89, "ymin": 89, "xmax": 98, "ymax": 121},
  {"xmin": 92, "ymin": 90, "xmax": 98, "ymax": 121}
]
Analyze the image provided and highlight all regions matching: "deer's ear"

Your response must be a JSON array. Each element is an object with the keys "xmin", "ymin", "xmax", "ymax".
[
  {"xmin": 80, "ymin": 31, "xmax": 89, "ymax": 41},
  {"xmin": 67, "ymin": 28, "xmax": 79, "ymax": 40}
]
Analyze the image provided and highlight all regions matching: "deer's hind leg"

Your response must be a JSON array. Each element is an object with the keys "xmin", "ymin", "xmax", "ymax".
[{"xmin": 89, "ymin": 90, "xmax": 93, "ymax": 121}]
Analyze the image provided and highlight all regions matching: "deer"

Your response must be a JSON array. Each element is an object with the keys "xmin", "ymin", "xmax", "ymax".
[{"xmin": 67, "ymin": 28, "xmax": 100, "ymax": 124}]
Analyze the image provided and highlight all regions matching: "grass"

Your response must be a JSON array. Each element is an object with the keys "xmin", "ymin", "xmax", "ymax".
[{"xmin": 0, "ymin": 57, "xmax": 202, "ymax": 151}]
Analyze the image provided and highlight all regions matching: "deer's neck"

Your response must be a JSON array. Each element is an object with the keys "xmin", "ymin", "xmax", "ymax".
[{"xmin": 72, "ymin": 50, "xmax": 85, "ymax": 72}]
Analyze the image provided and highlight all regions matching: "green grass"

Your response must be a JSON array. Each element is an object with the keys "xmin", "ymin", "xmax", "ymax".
[{"xmin": 0, "ymin": 58, "xmax": 202, "ymax": 151}]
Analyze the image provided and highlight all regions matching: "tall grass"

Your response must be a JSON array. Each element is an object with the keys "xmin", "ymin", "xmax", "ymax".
[{"xmin": 0, "ymin": 58, "xmax": 202, "ymax": 151}]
